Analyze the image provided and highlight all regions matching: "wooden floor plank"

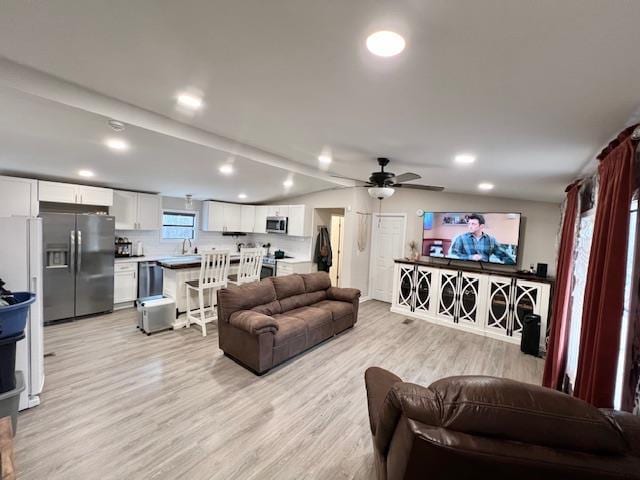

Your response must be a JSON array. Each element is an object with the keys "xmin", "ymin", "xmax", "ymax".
[{"xmin": 15, "ymin": 300, "xmax": 543, "ymax": 480}]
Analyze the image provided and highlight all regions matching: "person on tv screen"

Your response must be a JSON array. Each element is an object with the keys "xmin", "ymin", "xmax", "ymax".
[{"xmin": 449, "ymin": 214, "xmax": 515, "ymax": 264}]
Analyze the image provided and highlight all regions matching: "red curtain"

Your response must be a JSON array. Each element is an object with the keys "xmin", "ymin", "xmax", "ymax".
[
  {"xmin": 542, "ymin": 182, "xmax": 580, "ymax": 390},
  {"xmin": 574, "ymin": 131, "xmax": 637, "ymax": 408}
]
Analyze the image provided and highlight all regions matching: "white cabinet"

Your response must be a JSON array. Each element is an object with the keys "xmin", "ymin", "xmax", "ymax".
[
  {"xmin": 38, "ymin": 181, "xmax": 113, "ymax": 206},
  {"xmin": 392, "ymin": 262, "xmax": 550, "ymax": 349},
  {"xmin": 267, "ymin": 205, "xmax": 289, "ymax": 218},
  {"xmin": 136, "ymin": 193, "xmax": 162, "ymax": 230},
  {"xmin": 287, "ymin": 205, "xmax": 307, "ymax": 236},
  {"xmin": 240, "ymin": 205, "xmax": 255, "ymax": 233},
  {"xmin": 111, "ymin": 190, "xmax": 161, "ymax": 230},
  {"xmin": 254, "ymin": 206, "xmax": 269, "ymax": 234},
  {"xmin": 0, "ymin": 176, "xmax": 38, "ymax": 217},
  {"xmin": 276, "ymin": 261, "xmax": 313, "ymax": 276},
  {"xmin": 114, "ymin": 262, "xmax": 138, "ymax": 305},
  {"xmin": 201, "ymin": 201, "xmax": 247, "ymax": 232}
]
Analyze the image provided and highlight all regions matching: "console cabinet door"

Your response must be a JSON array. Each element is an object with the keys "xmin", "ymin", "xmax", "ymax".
[
  {"xmin": 511, "ymin": 279, "xmax": 549, "ymax": 339},
  {"xmin": 457, "ymin": 271, "xmax": 486, "ymax": 328},
  {"xmin": 393, "ymin": 263, "xmax": 415, "ymax": 313},
  {"xmin": 485, "ymin": 276, "xmax": 513, "ymax": 338},
  {"xmin": 437, "ymin": 269, "xmax": 459, "ymax": 322},
  {"xmin": 414, "ymin": 266, "xmax": 438, "ymax": 315}
]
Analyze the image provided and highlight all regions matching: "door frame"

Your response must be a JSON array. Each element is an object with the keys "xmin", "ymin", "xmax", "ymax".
[{"xmin": 369, "ymin": 213, "xmax": 407, "ymax": 302}]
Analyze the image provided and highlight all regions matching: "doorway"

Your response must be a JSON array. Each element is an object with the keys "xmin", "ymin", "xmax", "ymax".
[
  {"xmin": 369, "ymin": 214, "xmax": 407, "ymax": 303},
  {"xmin": 329, "ymin": 214, "xmax": 344, "ymax": 286}
]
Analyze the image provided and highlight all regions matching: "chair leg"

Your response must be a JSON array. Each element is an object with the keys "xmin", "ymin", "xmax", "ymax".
[
  {"xmin": 199, "ymin": 288, "xmax": 206, "ymax": 337},
  {"xmin": 185, "ymin": 286, "xmax": 191, "ymax": 328}
]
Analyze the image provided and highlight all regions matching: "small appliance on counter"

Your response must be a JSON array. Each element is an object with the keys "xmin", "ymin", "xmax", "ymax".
[
  {"xmin": 132, "ymin": 241, "xmax": 144, "ymax": 257},
  {"xmin": 115, "ymin": 237, "xmax": 132, "ymax": 257},
  {"xmin": 274, "ymin": 249, "xmax": 285, "ymax": 259},
  {"xmin": 136, "ymin": 296, "xmax": 175, "ymax": 335}
]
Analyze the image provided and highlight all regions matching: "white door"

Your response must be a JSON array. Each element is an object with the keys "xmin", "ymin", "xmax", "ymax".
[
  {"xmin": 137, "ymin": 193, "xmax": 161, "ymax": 230},
  {"xmin": 370, "ymin": 214, "xmax": 406, "ymax": 302},
  {"xmin": 111, "ymin": 190, "xmax": 138, "ymax": 230},
  {"xmin": 329, "ymin": 214, "xmax": 344, "ymax": 286}
]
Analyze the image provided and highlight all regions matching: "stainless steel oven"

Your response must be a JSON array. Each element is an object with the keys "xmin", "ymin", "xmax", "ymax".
[
  {"xmin": 266, "ymin": 216, "xmax": 288, "ymax": 234},
  {"xmin": 261, "ymin": 263, "xmax": 275, "ymax": 279}
]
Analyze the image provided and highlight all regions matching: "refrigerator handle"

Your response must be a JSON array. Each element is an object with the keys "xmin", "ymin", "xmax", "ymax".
[
  {"xmin": 70, "ymin": 230, "xmax": 76, "ymax": 273},
  {"xmin": 77, "ymin": 230, "xmax": 82, "ymax": 271}
]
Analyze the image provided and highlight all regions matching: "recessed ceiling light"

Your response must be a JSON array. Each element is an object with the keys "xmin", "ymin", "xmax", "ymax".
[
  {"xmin": 177, "ymin": 93, "xmax": 203, "ymax": 110},
  {"xmin": 318, "ymin": 154, "xmax": 332, "ymax": 165},
  {"xmin": 238, "ymin": 193, "xmax": 247, "ymax": 199},
  {"xmin": 219, "ymin": 164, "xmax": 234, "ymax": 175},
  {"xmin": 283, "ymin": 179, "xmax": 294, "ymax": 188},
  {"xmin": 366, "ymin": 31, "xmax": 406, "ymax": 57},
  {"xmin": 478, "ymin": 182, "xmax": 494, "ymax": 191},
  {"xmin": 78, "ymin": 169, "xmax": 94, "ymax": 177},
  {"xmin": 454, "ymin": 154, "xmax": 476, "ymax": 165},
  {"xmin": 104, "ymin": 138, "xmax": 129, "ymax": 151}
]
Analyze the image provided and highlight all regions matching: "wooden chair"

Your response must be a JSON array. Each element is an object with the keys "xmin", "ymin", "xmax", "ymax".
[
  {"xmin": 185, "ymin": 250, "xmax": 230, "ymax": 336},
  {"xmin": 228, "ymin": 247, "xmax": 264, "ymax": 285}
]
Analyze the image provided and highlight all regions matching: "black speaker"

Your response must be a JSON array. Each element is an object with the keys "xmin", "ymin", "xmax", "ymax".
[
  {"xmin": 521, "ymin": 314, "xmax": 541, "ymax": 356},
  {"xmin": 536, "ymin": 263, "xmax": 548, "ymax": 278}
]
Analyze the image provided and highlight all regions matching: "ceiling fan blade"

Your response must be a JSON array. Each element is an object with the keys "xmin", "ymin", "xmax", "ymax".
[
  {"xmin": 395, "ymin": 183, "xmax": 445, "ymax": 192},
  {"xmin": 394, "ymin": 172, "xmax": 421, "ymax": 183},
  {"xmin": 329, "ymin": 174, "xmax": 371, "ymax": 185}
]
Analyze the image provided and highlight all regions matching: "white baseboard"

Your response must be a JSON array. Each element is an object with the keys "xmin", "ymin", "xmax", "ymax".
[{"xmin": 359, "ymin": 296, "xmax": 371, "ymax": 303}]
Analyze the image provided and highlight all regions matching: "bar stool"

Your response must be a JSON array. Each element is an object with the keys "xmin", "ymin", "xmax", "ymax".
[
  {"xmin": 185, "ymin": 250, "xmax": 230, "ymax": 336},
  {"xmin": 228, "ymin": 247, "xmax": 264, "ymax": 285}
]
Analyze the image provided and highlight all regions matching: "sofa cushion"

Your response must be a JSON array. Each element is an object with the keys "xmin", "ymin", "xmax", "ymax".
[
  {"xmin": 301, "ymin": 272, "xmax": 332, "ymax": 292},
  {"xmin": 313, "ymin": 299, "xmax": 353, "ymax": 321},
  {"xmin": 271, "ymin": 275, "xmax": 305, "ymax": 299},
  {"xmin": 286, "ymin": 306, "xmax": 333, "ymax": 344},
  {"xmin": 272, "ymin": 314, "xmax": 308, "ymax": 347},
  {"xmin": 280, "ymin": 291, "xmax": 328, "ymax": 312},
  {"xmin": 217, "ymin": 278, "xmax": 277, "ymax": 323},
  {"xmin": 229, "ymin": 310, "xmax": 278, "ymax": 335}
]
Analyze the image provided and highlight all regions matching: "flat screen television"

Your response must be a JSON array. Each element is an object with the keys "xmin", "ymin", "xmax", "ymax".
[{"xmin": 422, "ymin": 212, "xmax": 521, "ymax": 266}]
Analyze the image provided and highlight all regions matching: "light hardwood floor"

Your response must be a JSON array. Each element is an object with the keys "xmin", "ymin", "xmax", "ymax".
[{"xmin": 15, "ymin": 300, "xmax": 543, "ymax": 480}]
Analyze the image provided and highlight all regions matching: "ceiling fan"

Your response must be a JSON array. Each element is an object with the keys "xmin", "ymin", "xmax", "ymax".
[{"xmin": 333, "ymin": 157, "xmax": 444, "ymax": 199}]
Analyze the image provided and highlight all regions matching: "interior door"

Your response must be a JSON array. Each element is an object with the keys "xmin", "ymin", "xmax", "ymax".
[
  {"xmin": 75, "ymin": 215, "xmax": 115, "ymax": 317},
  {"xmin": 41, "ymin": 212, "xmax": 76, "ymax": 322},
  {"xmin": 371, "ymin": 215, "xmax": 406, "ymax": 302}
]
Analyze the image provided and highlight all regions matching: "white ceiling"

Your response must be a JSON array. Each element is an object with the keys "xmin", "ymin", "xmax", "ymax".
[{"xmin": 1, "ymin": 0, "xmax": 639, "ymax": 202}]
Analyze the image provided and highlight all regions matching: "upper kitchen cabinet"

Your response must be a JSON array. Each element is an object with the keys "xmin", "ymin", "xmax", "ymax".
[
  {"xmin": 240, "ymin": 205, "xmax": 256, "ymax": 233},
  {"xmin": 267, "ymin": 205, "xmax": 289, "ymax": 218},
  {"xmin": 38, "ymin": 181, "xmax": 113, "ymax": 206},
  {"xmin": 287, "ymin": 205, "xmax": 307, "ymax": 236},
  {"xmin": 111, "ymin": 190, "xmax": 161, "ymax": 230},
  {"xmin": 222, "ymin": 203, "xmax": 242, "ymax": 232},
  {"xmin": 253, "ymin": 205, "xmax": 268, "ymax": 234},
  {"xmin": 201, "ymin": 201, "xmax": 224, "ymax": 231},
  {"xmin": 0, "ymin": 175, "xmax": 38, "ymax": 217}
]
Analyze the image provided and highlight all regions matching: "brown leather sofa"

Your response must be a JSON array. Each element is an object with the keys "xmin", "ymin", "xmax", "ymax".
[
  {"xmin": 365, "ymin": 367, "xmax": 640, "ymax": 480},
  {"xmin": 217, "ymin": 272, "xmax": 360, "ymax": 374}
]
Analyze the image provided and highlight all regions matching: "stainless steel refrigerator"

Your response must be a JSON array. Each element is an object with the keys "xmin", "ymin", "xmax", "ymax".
[{"xmin": 41, "ymin": 213, "xmax": 115, "ymax": 322}]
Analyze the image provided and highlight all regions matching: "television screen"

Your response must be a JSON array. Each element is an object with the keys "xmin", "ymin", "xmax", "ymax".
[{"xmin": 422, "ymin": 212, "xmax": 521, "ymax": 265}]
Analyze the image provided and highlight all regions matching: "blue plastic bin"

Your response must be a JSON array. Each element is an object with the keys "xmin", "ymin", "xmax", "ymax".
[{"xmin": 0, "ymin": 292, "xmax": 35, "ymax": 339}]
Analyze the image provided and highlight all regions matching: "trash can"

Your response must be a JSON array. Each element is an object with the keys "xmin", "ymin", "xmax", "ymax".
[
  {"xmin": 136, "ymin": 296, "xmax": 175, "ymax": 335},
  {"xmin": 0, "ymin": 292, "xmax": 35, "ymax": 338},
  {"xmin": 0, "ymin": 370, "xmax": 24, "ymax": 436},
  {"xmin": 0, "ymin": 332, "xmax": 25, "ymax": 394},
  {"xmin": 521, "ymin": 313, "xmax": 541, "ymax": 356}
]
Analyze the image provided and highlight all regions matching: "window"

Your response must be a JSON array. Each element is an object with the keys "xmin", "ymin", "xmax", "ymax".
[{"xmin": 162, "ymin": 211, "xmax": 196, "ymax": 240}]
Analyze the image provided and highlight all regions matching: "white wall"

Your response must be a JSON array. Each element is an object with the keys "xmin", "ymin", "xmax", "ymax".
[
  {"xmin": 286, "ymin": 188, "xmax": 375, "ymax": 296},
  {"xmin": 379, "ymin": 189, "xmax": 561, "ymax": 276}
]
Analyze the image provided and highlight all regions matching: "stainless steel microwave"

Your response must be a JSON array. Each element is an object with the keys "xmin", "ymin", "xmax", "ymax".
[{"xmin": 266, "ymin": 216, "xmax": 288, "ymax": 234}]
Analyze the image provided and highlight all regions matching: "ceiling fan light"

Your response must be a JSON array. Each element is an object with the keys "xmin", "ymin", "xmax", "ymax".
[{"xmin": 368, "ymin": 186, "xmax": 395, "ymax": 199}]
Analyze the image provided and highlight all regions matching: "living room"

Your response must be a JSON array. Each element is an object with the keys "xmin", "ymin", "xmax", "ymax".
[{"xmin": 0, "ymin": 2, "xmax": 639, "ymax": 479}]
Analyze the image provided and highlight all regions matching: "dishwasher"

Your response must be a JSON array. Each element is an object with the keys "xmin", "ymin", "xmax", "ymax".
[{"xmin": 138, "ymin": 261, "xmax": 164, "ymax": 299}]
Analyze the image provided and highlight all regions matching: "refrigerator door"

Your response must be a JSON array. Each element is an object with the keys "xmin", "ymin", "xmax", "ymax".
[
  {"xmin": 75, "ymin": 214, "xmax": 114, "ymax": 316},
  {"xmin": 41, "ymin": 213, "xmax": 76, "ymax": 322}
]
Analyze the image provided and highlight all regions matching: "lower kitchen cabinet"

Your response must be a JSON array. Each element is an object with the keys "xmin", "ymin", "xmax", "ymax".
[
  {"xmin": 276, "ymin": 261, "xmax": 313, "ymax": 276},
  {"xmin": 391, "ymin": 261, "xmax": 551, "ymax": 350},
  {"xmin": 114, "ymin": 262, "xmax": 138, "ymax": 306}
]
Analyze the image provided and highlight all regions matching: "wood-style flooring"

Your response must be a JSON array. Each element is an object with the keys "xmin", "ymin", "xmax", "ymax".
[{"xmin": 15, "ymin": 300, "xmax": 543, "ymax": 480}]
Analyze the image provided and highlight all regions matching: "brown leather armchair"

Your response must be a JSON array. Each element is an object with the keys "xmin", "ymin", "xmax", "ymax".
[{"xmin": 365, "ymin": 367, "xmax": 640, "ymax": 480}]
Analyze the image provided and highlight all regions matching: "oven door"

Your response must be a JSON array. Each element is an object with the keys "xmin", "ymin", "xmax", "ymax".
[{"xmin": 261, "ymin": 264, "xmax": 275, "ymax": 279}]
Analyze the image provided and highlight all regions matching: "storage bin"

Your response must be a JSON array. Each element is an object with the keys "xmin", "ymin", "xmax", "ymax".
[
  {"xmin": 0, "ymin": 292, "xmax": 35, "ymax": 338},
  {"xmin": 0, "ymin": 332, "xmax": 24, "ymax": 394},
  {"xmin": 0, "ymin": 371, "xmax": 24, "ymax": 436}
]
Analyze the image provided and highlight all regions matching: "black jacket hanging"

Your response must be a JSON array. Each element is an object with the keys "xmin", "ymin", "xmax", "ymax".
[{"xmin": 314, "ymin": 226, "xmax": 332, "ymax": 272}]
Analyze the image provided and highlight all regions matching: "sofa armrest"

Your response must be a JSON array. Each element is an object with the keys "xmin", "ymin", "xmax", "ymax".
[
  {"xmin": 229, "ymin": 310, "xmax": 278, "ymax": 335},
  {"xmin": 327, "ymin": 287, "xmax": 361, "ymax": 303},
  {"xmin": 365, "ymin": 367, "xmax": 402, "ymax": 435}
]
